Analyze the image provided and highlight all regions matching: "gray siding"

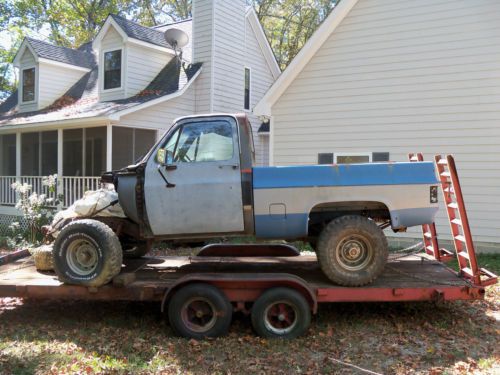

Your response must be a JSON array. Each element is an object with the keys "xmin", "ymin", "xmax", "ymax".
[
  {"xmin": 192, "ymin": 0, "xmax": 214, "ymax": 113},
  {"xmin": 126, "ymin": 44, "xmax": 172, "ymax": 97},
  {"xmin": 118, "ymin": 84, "xmax": 196, "ymax": 134},
  {"xmin": 99, "ymin": 26, "xmax": 126, "ymax": 101},
  {"xmin": 192, "ymin": 0, "xmax": 275, "ymax": 165},
  {"xmin": 271, "ymin": 0, "xmax": 500, "ymax": 248},
  {"xmin": 38, "ymin": 62, "xmax": 86, "ymax": 108},
  {"xmin": 244, "ymin": 16, "xmax": 276, "ymax": 165}
]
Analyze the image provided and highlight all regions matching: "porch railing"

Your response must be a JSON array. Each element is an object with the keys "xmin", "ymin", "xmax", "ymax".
[{"xmin": 0, "ymin": 176, "xmax": 103, "ymax": 208}]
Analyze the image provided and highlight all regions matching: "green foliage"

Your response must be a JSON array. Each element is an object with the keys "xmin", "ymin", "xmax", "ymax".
[
  {"xmin": 251, "ymin": 0, "xmax": 338, "ymax": 70},
  {"xmin": 0, "ymin": 0, "xmax": 338, "ymax": 99}
]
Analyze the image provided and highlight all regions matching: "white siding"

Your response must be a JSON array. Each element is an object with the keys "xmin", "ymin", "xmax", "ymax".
[
  {"xmin": 18, "ymin": 49, "xmax": 38, "ymax": 113},
  {"xmin": 192, "ymin": 0, "xmax": 214, "ymax": 113},
  {"xmin": 99, "ymin": 26, "xmax": 126, "ymax": 101},
  {"xmin": 211, "ymin": 0, "xmax": 246, "ymax": 114},
  {"xmin": 126, "ymin": 44, "xmax": 173, "ymax": 97},
  {"xmin": 244, "ymin": 16, "xmax": 276, "ymax": 165},
  {"xmin": 118, "ymin": 84, "xmax": 196, "ymax": 134},
  {"xmin": 38, "ymin": 62, "xmax": 86, "ymax": 108},
  {"xmin": 272, "ymin": 0, "xmax": 500, "ymax": 249}
]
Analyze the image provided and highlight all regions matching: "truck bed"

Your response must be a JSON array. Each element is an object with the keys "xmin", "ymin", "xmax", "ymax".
[{"xmin": 0, "ymin": 252, "xmax": 483, "ymax": 303}]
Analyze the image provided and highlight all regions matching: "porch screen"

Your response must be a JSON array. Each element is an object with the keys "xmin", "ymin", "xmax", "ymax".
[
  {"xmin": 112, "ymin": 127, "xmax": 157, "ymax": 170},
  {"xmin": 0, "ymin": 134, "xmax": 16, "ymax": 176},
  {"xmin": 21, "ymin": 131, "xmax": 57, "ymax": 176},
  {"xmin": 63, "ymin": 127, "xmax": 107, "ymax": 176}
]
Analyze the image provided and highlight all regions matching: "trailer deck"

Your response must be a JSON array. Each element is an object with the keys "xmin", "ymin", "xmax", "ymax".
[{"xmin": 0, "ymin": 251, "xmax": 484, "ymax": 306}]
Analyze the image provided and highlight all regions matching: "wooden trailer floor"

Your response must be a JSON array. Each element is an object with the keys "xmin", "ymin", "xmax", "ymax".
[{"xmin": 0, "ymin": 254, "xmax": 483, "ymax": 303}]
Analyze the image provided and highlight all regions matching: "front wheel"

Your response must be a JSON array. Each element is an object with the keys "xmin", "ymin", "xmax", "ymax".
[
  {"xmin": 53, "ymin": 219, "xmax": 123, "ymax": 287},
  {"xmin": 316, "ymin": 215, "xmax": 388, "ymax": 286}
]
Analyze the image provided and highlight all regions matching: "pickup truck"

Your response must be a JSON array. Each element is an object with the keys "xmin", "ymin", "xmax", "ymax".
[{"xmin": 50, "ymin": 114, "xmax": 439, "ymax": 288}]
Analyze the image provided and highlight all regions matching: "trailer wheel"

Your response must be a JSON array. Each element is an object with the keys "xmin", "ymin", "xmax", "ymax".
[
  {"xmin": 316, "ymin": 215, "xmax": 388, "ymax": 286},
  {"xmin": 53, "ymin": 219, "xmax": 123, "ymax": 287},
  {"xmin": 251, "ymin": 287, "xmax": 311, "ymax": 339},
  {"xmin": 168, "ymin": 283, "xmax": 232, "ymax": 339}
]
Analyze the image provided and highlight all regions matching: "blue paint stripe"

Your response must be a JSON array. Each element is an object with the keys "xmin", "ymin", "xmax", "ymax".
[
  {"xmin": 253, "ymin": 162, "xmax": 438, "ymax": 189},
  {"xmin": 254, "ymin": 213, "xmax": 309, "ymax": 239}
]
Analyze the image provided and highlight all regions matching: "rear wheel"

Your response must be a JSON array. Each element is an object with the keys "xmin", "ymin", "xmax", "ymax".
[
  {"xmin": 168, "ymin": 283, "xmax": 232, "ymax": 339},
  {"xmin": 53, "ymin": 219, "xmax": 123, "ymax": 287},
  {"xmin": 316, "ymin": 215, "xmax": 388, "ymax": 286},
  {"xmin": 251, "ymin": 287, "xmax": 311, "ymax": 339}
]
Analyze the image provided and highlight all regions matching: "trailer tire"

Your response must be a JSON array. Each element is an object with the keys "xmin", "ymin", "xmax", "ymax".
[
  {"xmin": 316, "ymin": 215, "xmax": 388, "ymax": 286},
  {"xmin": 53, "ymin": 219, "xmax": 123, "ymax": 287},
  {"xmin": 168, "ymin": 283, "xmax": 232, "ymax": 339},
  {"xmin": 251, "ymin": 287, "xmax": 311, "ymax": 339}
]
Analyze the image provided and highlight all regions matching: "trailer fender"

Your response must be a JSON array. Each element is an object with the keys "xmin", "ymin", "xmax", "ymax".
[{"xmin": 160, "ymin": 273, "xmax": 318, "ymax": 314}]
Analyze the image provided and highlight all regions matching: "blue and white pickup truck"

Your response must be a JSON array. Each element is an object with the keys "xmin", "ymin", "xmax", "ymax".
[{"xmin": 50, "ymin": 114, "xmax": 439, "ymax": 287}]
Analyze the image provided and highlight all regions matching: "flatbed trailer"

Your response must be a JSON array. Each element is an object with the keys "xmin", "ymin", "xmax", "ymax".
[{"xmin": 0, "ymin": 249, "xmax": 488, "ymax": 339}]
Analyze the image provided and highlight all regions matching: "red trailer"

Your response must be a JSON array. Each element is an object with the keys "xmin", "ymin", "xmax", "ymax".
[
  {"xmin": 0, "ymin": 154, "xmax": 496, "ymax": 339},
  {"xmin": 0, "ymin": 245, "xmax": 494, "ymax": 340}
]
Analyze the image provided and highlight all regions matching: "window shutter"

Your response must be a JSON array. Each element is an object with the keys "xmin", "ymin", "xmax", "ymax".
[
  {"xmin": 318, "ymin": 153, "xmax": 334, "ymax": 164},
  {"xmin": 372, "ymin": 152, "xmax": 390, "ymax": 162}
]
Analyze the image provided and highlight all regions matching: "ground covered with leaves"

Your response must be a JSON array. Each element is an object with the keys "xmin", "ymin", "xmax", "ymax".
[{"xmin": 0, "ymin": 251, "xmax": 498, "ymax": 374}]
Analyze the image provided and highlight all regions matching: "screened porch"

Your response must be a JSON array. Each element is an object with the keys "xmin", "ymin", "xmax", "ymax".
[{"xmin": 0, "ymin": 125, "xmax": 157, "ymax": 208}]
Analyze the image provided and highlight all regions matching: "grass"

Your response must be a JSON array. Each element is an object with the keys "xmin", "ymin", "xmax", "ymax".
[{"xmin": 0, "ymin": 248, "xmax": 498, "ymax": 374}]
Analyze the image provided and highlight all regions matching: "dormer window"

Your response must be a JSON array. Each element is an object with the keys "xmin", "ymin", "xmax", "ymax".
[
  {"xmin": 22, "ymin": 67, "xmax": 35, "ymax": 102},
  {"xmin": 103, "ymin": 49, "xmax": 122, "ymax": 90}
]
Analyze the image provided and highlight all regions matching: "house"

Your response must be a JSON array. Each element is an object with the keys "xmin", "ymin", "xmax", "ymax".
[
  {"xmin": 0, "ymin": 0, "xmax": 280, "ymax": 224},
  {"xmin": 255, "ymin": 0, "xmax": 500, "ymax": 253}
]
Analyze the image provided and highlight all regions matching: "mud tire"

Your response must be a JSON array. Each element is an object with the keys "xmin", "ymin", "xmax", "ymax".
[
  {"xmin": 316, "ymin": 215, "xmax": 388, "ymax": 286},
  {"xmin": 53, "ymin": 219, "xmax": 122, "ymax": 287}
]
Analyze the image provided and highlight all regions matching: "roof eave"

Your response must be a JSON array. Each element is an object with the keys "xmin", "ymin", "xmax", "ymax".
[
  {"xmin": 0, "ymin": 116, "xmax": 111, "ymax": 132},
  {"xmin": 254, "ymin": 0, "xmax": 359, "ymax": 117},
  {"xmin": 108, "ymin": 66, "xmax": 202, "ymax": 121}
]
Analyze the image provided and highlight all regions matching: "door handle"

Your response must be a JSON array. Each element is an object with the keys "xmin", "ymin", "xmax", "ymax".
[
  {"xmin": 219, "ymin": 164, "xmax": 239, "ymax": 170},
  {"xmin": 164, "ymin": 164, "xmax": 177, "ymax": 171}
]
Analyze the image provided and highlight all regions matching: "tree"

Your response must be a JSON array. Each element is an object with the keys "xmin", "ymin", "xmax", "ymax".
[
  {"xmin": 0, "ymin": 0, "xmax": 337, "ymax": 100},
  {"xmin": 251, "ymin": 0, "xmax": 338, "ymax": 70}
]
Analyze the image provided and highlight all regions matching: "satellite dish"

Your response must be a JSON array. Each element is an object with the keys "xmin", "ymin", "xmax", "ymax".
[{"xmin": 164, "ymin": 28, "xmax": 189, "ymax": 51}]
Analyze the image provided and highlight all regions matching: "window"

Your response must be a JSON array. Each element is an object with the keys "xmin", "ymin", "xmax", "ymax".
[
  {"xmin": 318, "ymin": 153, "xmax": 333, "ymax": 164},
  {"xmin": 112, "ymin": 127, "xmax": 157, "ymax": 170},
  {"xmin": 244, "ymin": 67, "xmax": 251, "ymax": 110},
  {"xmin": 335, "ymin": 153, "xmax": 371, "ymax": 164},
  {"xmin": 104, "ymin": 50, "xmax": 122, "ymax": 90},
  {"xmin": 22, "ymin": 67, "xmax": 35, "ymax": 102},
  {"xmin": 165, "ymin": 121, "xmax": 234, "ymax": 163}
]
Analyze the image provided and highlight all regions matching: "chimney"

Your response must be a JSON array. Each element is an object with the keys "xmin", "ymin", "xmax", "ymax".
[{"xmin": 192, "ymin": 0, "xmax": 246, "ymax": 113}]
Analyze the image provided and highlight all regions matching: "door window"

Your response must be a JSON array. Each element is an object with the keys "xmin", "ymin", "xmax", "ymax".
[{"xmin": 169, "ymin": 121, "xmax": 234, "ymax": 163}]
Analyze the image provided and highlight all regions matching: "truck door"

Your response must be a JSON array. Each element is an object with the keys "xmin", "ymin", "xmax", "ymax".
[{"xmin": 144, "ymin": 116, "xmax": 245, "ymax": 236}]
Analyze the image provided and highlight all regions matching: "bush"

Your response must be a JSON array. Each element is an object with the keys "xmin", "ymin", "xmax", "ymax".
[{"xmin": 9, "ymin": 175, "xmax": 61, "ymax": 247}]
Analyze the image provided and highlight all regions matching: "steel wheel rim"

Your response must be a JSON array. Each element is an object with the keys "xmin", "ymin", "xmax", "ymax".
[
  {"xmin": 335, "ymin": 234, "xmax": 373, "ymax": 271},
  {"xmin": 180, "ymin": 297, "xmax": 217, "ymax": 333},
  {"xmin": 264, "ymin": 301, "xmax": 298, "ymax": 335},
  {"xmin": 66, "ymin": 239, "xmax": 99, "ymax": 276}
]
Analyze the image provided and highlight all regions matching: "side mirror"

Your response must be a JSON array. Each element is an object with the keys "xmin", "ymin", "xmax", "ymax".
[{"xmin": 157, "ymin": 149, "xmax": 174, "ymax": 165}]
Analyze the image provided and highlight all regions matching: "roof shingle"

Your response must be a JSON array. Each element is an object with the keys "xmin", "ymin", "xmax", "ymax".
[
  {"xmin": 110, "ymin": 14, "xmax": 173, "ymax": 49},
  {"xmin": 26, "ymin": 37, "xmax": 96, "ymax": 69}
]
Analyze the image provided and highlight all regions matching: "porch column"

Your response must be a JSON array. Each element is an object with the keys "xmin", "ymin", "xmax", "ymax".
[
  {"xmin": 15, "ymin": 132, "xmax": 21, "ymax": 178},
  {"xmin": 106, "ymin": 124, "xmax": 112, "ymax": 171},
  {"xmin": 57, "ymin": 129, "xmax": 63, "ymax": 204}
]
